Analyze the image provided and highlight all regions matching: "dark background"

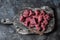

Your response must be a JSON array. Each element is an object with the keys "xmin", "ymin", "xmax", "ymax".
[{"xmin": 0, "ymin": 0, "xmax": 60, "ymax": 40}]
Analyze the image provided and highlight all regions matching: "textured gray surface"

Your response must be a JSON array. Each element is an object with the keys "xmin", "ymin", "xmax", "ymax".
[{"xmin": 0, "ymin": 0, "xmax": 60, "ymax": 40}]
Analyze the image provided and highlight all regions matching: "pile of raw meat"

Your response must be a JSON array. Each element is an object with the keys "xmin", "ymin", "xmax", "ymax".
[{"xmin": 20, "ymin": 9, "xmax": 52, "ymax": 32}]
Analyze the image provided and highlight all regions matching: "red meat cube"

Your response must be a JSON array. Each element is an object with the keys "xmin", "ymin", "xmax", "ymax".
[
  {"xmin": 23, "ymin": 9, "xmax": 29, "ymax": 17},
  {"xmin": 35, "ymin": 24, "xmax": 40, "ymax": 31},
  {"xmin": 41, "ymin": 23, "xmax": 46, "ymax": 31},
  {"xmin": 20, "ymin": 16, "xmax": 24, "ymax": 22},
  {"xmin": 29, "ymin": 9, "xmax": 33, "ymax": 16},
  {"xmin": 44, "ymin": 14, "xmax": 50, "ymax": 20},
  {"xmin": 38, "ymin": 15, "xmax": 43, "ymax": 23},
  {"xmin": 40, "ymin": 10, "xmax": 45, "ymax": 16},
  {"xmin": 30, "ymin": 18, "xmax": 36, "ymax": 25},
  {"xmin": 43, "ymin": 20, "xmax": 48, "ymax": 26},
  {"xmin": 35, "ymin": 10, "xmax": 40, "ymax": 16}
]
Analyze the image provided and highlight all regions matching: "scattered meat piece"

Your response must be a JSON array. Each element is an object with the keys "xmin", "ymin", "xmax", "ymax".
[
  {"xmin": 40, "ymin": 10, "xmax": 45, "ymax": 16},
  {"xmin": 38, "ymin": 15, "xmax": 43, "ymax": 23},
  {"xmin": 41, "ymin": 23, "xmax": 46, "ymax": 31},
  {"xmin": 44, "ymin": 14, "xmax": 50, "ymax": 20},
  {"xmin": 35, "ymin": 24, "xmax": 40, "ymax": 31},
  {"xmin": 29, "ymin": 9, "xmax": 33, "ymax": 16},
  {"xmin": 35, "ymin": 10, "xmax": 40, "ymax": 16},
  {"xmin": 20, "ymin": 16, "xmax": 24, "ymax": 22},
  {"xmin": 23, "ymin": 9, "xmax": 29, "ymax": 17},
  {"xmin": 30, "ymin": 18, "xmax": 36, "ymax": 25},
  {"xmin": 24, "ymin": 17, "xmax": 31, "ymax": 27},
  {"xmin": 43, "ymin": 20, "xmax": 48, "ymax": 25},
  {"xmin": 29, "ymin": 24, "xmax": 34, "ymax": 28}
]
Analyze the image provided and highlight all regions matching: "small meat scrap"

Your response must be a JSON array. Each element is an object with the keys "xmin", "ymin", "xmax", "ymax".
[{"xmin": 23, "ymin": 9, "xmax": 29, "ymax": 17}]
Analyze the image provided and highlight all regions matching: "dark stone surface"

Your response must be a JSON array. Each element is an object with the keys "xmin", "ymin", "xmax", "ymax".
[{"xmin": 0, "ymin": 0, "xmax": 60, "ymax": 40}]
